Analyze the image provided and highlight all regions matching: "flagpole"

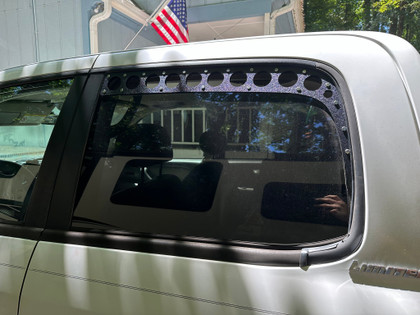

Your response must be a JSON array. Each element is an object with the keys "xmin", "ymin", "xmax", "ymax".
[{"xmin": 123, "ymin": 0, "xmax": 171, "ymax": 50}]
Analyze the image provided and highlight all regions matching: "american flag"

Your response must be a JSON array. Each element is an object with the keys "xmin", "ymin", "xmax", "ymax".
[{"xmin": 151, "ymin": 0, "xmax": 189, "ymax": 45}]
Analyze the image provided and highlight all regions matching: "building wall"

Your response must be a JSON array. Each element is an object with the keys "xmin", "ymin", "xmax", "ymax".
[
  {"xmin": 0, "ymin": 0, "xmax": 300, "ymax": 70},
  {"xmin": 188, "ymin": 0, "xmax": 271, "ymax": 23},
  {"xmin": 0, "ymin": 0, "xmax": 37, "ymax": 69},
  {"xmin": 35, "ymin": 0, "xmax": 84, "ymax": 62},
  {"xmin": 0, "ymin": 0, "xmax": 165, "ymax": 70},
  {"xmin": 98, "ymin": 9, "xmax": 164, "ymax": 52},
  {"xmin": 272, "ymin": 0, "xmax": 297, "ymax": 34},
  {"xmin": 0, "ymin": 0, "xmax": 86, "ymax": 70}
]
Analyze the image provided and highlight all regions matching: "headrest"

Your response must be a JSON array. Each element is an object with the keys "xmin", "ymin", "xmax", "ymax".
[
  {"xmin": 115, "ymin": 124, "xmax": 172, "ymax": 158},
  {"xmin": 199, "ymin": 130, "xmax": 226, "ymax": 158}
]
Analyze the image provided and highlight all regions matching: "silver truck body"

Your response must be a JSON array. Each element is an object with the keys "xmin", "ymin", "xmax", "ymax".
[{"xmin": 0, "ymin": 31, "xmax": 419, "ymax": 314}]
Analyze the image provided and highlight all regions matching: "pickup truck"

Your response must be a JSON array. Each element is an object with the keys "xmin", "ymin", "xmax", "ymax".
[{"xmin": 0, "ymin": 31, "xmax": 419, "ymax": 315}]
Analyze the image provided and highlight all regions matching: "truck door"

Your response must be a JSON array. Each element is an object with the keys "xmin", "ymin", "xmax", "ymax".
[{"xmin": 18, "ymin": 64, "xmax": 362, "ymax": 315}]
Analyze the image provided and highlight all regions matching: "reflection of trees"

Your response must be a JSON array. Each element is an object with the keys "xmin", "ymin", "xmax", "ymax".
[
  {"xmin": 0, "ymin": 79, "xmax": 74, "ymax": 126},
  {"xmin": 197, "ymin": 93, "xmax": 340, "ymax": 159},
  {"xmin": 102, "ymin": 92, "xmax": 341, "ymax": 161},
  {"xmin": 259, "ymin": 103, "xmax": 339, "ymax": 159},
  {"xmin": 256, "ymin": 102, "xmax": 296, "ymax": 154},
  {"xmin": 0, "ymin": 79, "xmax": 73, "ymax": 105}
]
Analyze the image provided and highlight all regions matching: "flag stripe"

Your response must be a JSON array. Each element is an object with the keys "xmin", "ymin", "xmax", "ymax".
[
  {"xmin": 150, "ymin": 0, "xmax": 189, "ymax": 45},
  {"xmin": 160, "ymin": 10, "xmax": 184, "ymax": 43},
  {"xmin": 166, "ymin": 8, "xmax": 189, "ymax": 40},
  {"xmin": 162, "ymin": 8, "xmax": 188, "ymax": 43},
  {"xmin": 151, "ymin": 23, "xmax": 173, "ymax": 45},
  {"xmin": 152, "ymin": 14, "xmax": 179, "ymax": 44},
  {"xmin": 156, "ymin": 13, "xmax": 181, "ymax": 43}
]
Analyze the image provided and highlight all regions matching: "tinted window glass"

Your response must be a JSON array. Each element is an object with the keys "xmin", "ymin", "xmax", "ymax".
[
  {"xmin": 74, "ymin": 91, "xmax": 348, "ymax": 244},
  {"xmin": 0, "ymin": 79, "xmax": 73, "ymax": 222}
]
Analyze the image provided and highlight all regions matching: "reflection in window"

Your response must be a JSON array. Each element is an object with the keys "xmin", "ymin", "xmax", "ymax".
[
  {"xmin": 0, "ymin": 79, "xmax": 73, "ymax": 222},
  {"xmin": 74, "ymin": 92, "xmax": 348, "ymax": 244}
]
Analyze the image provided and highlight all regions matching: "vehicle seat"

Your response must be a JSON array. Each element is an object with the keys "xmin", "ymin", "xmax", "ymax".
[
  {"xmin": 111, "ymin": 124, "xmax": 178, "ymax": 207},
  {"xmin": 179, "ymin": 130, "xmax": 225, "ymax": 211},
  {"xmin": 114, "ymin": 123, "xmax": 172, "ymax": 159}
]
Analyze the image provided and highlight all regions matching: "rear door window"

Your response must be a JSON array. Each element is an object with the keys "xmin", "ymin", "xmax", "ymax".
[{"xmin": 73, "ymin": 65, "xmax": 351, "ymax": 246}]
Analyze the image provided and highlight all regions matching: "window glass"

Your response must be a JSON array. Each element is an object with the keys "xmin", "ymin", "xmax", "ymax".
[
  {"xmin": 74, "ymin": 92, "xmax": 348, "ymax": 244},
  {"xmin": 0, "ymin": 79, "xmax": 73, "ymax": 222}
]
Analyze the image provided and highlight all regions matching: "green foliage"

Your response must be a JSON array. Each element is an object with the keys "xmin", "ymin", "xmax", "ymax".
[
  {"xmin": 374, "ymin": 0, "xmax": 401, "ymax": 13},
  {"xmin": 304, "ymin": 0, "xmax": 361, "ymax": 31},
  {"xmin": 304, "ymin": 0, "xmax": 420, "ymax": 52}
]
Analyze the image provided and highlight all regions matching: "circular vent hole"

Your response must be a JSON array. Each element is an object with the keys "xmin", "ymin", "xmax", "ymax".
[
  {"xmin": 166, "ymin": 74, "xmax": 180, "ymax": 88},
  {"xmin": 187, "ymin": 73, "xmax": 202, "ymax": 87},
  {"xmin": 146, "ymin": 75, "xmax": 160, "ymax": 88},
  {"xmin": 230, "ymin": 72, "xmax": 247, "ymax": 86},
  {"xmin": 126, "ymin": 75, "xmax": 140, "ymax": 89},
  {"xmin": 253, "ymin": 71, "xmax": 271, "ymax": 87},
  {"xmin": 108, "ymin": 76, "xmax": 121, "ymax": 90},
  {"xmin": 304, "ymin": 76, "xmax": 322, "ymax": 91},
  {"xmin": 278, "ymin": 71, "xmax": 298, "ymax": 87},
  {"xmin": 208, "ymin": 72, "xmax": 224, "ymax": 87},
  {"xmin": 323, "ymin": 90, "xmax": 333, "ymax": 98}
]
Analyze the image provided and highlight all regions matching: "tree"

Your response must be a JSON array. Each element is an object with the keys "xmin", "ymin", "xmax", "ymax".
[
  {"xmin": 372, "ymin": 0, "xmax": 420, "ymax": 49},
  {"xmin": 303, "ymin": 0, "xmax": 420, "ymax": 52}
]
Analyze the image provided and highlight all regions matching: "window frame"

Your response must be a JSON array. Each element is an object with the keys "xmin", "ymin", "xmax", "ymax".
[{"xmin": 42, "ymin": 59, "xmax": 364, "ymax": 266}]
